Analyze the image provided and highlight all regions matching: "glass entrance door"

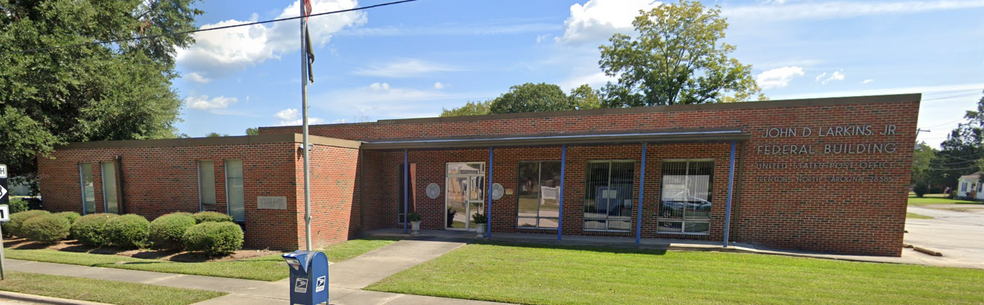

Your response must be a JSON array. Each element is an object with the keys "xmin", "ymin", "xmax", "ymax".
[{"xmin": 446, "ymin": 162, "xmax": 485, "ymax": 231}]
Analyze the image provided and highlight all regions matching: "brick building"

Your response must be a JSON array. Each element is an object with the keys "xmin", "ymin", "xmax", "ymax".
[{"xmin": 38, "ymin": 94, "xmax": 919, "ymax": 256}]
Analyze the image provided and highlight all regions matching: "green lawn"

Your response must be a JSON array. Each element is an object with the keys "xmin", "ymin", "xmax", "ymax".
[
  {"xmin": 6, "ymin": 238, "xmax": 398, "ymax": 281},
  {"xmin": 367, "ymin": 243, "xmax": 984, "ymax": 305},
  {"xmin": 908, "ymin": 196, "xmax": 980, "ymax": 206},
  {"xmin": 0, "ymin": 271, "xmax": 225, "ymax": 305},
  {"xmin": 907, "ymin": 212, "xmax": 933, "ymax": 219}
]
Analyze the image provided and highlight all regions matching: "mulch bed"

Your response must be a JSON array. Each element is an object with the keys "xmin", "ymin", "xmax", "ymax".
[{"xmin": 2, "ymin": 237, "xmax": 279, "ymax": 262}]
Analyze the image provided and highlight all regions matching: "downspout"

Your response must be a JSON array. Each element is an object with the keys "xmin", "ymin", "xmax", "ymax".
[
  {"xmin": 636, "ymin": 143, "xmax": 647, "ymax": 245},
  {"xmin": 724, "ymin": 141, "xmax": 737, "ymax": 247}
]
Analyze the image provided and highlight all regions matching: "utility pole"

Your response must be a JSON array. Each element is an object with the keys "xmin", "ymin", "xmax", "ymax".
[{"xmin": 300, "ymin": 2, "xmax": 313, "ymax": 251}]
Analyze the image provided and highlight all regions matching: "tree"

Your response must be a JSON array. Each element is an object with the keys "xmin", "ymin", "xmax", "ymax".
[
  {"xmin": 205, "ymin": 132, "xmax": 228, "ymax": 138},
  {"xmin": 441, "ymin": 100, "xmax": 492, "ymax": 117},
  {"xmin": 911, "ymin": 142, "xmax": 937, "ymax": 185},
  {"xmin": 569, "ymin": 84, "xmax": 602, "ymax": 110},
  {"xmin": 0, "ymin": 0, "xmax": 201, "ymax": 180},
  {"xmin": 246, "ymin": 128, "xmax": 260, "ymax": 136},
  {"xmin": 934, "ymin": 91, "xmax": 984, "ymax": 189},
  {"xmin": 598, "ymin": 0, "xmax": 763, "ymax": 107},
  {"xmin": 489, "ymin": 83, "xmax": 573, "ymax": 114}
]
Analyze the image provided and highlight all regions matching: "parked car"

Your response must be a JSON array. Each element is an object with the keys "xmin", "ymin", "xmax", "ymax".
[{"xmin": 660, "ymin": 196, "xmax": 711, "ymax": 218}]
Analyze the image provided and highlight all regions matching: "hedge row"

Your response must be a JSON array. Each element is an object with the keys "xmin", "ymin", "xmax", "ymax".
[{"xmin": 7, "ymin": 210, "xmax": 242, "ymax": 255}]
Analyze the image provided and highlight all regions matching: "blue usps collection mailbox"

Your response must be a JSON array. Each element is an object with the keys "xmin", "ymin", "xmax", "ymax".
[{"xmin": 283, "ymin": 250, "xmax": 329, "ymax": 305}]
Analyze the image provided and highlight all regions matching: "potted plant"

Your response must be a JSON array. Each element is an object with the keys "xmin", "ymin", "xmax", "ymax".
[
  {"xmin": 472, "ymin": 213, "xmax": 487, "ymax": 238},
  {"xmin": 446, "ymin": 208, "xmax": 456, "ymax": 228},
  {"xmin": 408, "ymin": 212, "xmax": 422, "ymax": 236}
]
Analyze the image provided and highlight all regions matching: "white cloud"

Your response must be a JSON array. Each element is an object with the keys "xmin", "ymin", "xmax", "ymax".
[
  {"xmin": 862, "ymin": 79, "xmax": 874, "ymax": 84},
  {"xmin": 353, "ymin": 59, "xmax": 460, "ymax": 78},
  {"xmin": 725, "ymin": 0, "xmax": 984, "ymax": 21},
  {"xmin": 772, "ymin": 82, "xmax": 984, "ymax": 100},
  {"xmin": 434, "ymin": 82, "xmax": 445, "ymax": 89},
  {"xmin": 185, "ymin": 72, "xmax": 211, "ymax": 84},
  {"xmin": 818, "ymin": 71, "xmax": 845, "ymax": 85},
  {"xmin": 176, "ymin": 0, "xmax": 366, "ymax": 78},
  {"xmin": 368, "ymin": 82, "xmax": 391, "ymax": 91},
  {"xmin": 814, "ymin": 72, "xmax": 827, "ymax": 82},
  {"xmin": 186, "ymin": 95, "xmax": 238, "ymax": 110},
  {"xmin": 559, "ymin": 71, "xmax": 613, "ymax": 92},
  {"xmin": 275, "ymin": 108, "xmax": 325, "ymax": 126},
  {"xmin": 556, "ymin": 0, "xmax": 661, "ymax": 44},
  {"xmin": 756, "ymin": 66, "xmax": 805, "ymax": 89}
]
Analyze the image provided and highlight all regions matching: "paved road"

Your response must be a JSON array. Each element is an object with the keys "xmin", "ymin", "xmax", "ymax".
[{"xmin": 905, "ymin": 205, "xmax": 984, "ymax": 269}]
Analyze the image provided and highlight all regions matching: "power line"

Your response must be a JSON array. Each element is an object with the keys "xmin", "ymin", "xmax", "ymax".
[
  {"xmin": 0, "ymin": 0, "xmax": 419, "ymax": 56},
  {"xmin": 922, "ymin": 92, "xmax": 982, "ymax": 102}
]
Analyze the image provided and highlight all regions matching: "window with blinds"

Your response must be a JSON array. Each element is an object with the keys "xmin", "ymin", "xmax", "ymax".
[
  {"xmin": 583, "ymin": 160, "xmax": 635, "ymax": 232},
  {"xmin": 658, "ymin": 159, "xmax": 714, "ymax": 234},
  {"xmin": 225, "ymin": 159, "xmax": 245, "ymax": 223}
]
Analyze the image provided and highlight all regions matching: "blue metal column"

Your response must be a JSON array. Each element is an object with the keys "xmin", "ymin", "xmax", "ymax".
[
  {"xmin": 486, "ymin": 147, "xmax": 494, "ymax": 239},
  {"xmin": 403, "ymin": 149, "xmax": 409, "ymax": 235},
  {"xmin": 558, "ymin": 145, "xmax": 567, "ymax": 241},
  {"xmin": 635, "ymin": 143, "xmax": 647, "ymax": 245},
  {"xmin": 723, "ymin": 141, "xmax": 737, "ymax": 247}
]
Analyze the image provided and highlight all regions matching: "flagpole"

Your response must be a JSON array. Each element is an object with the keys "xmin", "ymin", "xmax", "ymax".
[{"xmin": 300, "ymin": 1, "xmax": 313, "ymax": 252}]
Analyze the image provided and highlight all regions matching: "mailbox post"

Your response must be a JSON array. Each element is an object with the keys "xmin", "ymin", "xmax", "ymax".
[{"xmin": 282, "ymin": 250, "xmax": 328, "ymax": 305}]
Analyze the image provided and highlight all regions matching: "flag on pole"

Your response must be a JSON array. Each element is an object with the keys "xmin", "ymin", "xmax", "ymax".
[{"xmin": 303, "ymin": 0, "xmax": 315, "ymax": 83}]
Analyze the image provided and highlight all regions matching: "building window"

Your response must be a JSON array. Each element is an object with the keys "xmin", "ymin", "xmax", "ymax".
[
  {"xmin": 517, "ymin": 161, "xmax": 561, "ymax": 229},
  {"xmin": 583, "ymin": 161, "xmax": 635, "ymax": 232},
  {"xmin": 79, "ymin": 163, "xmax": 96, "ymax": 214},
  {"xmin": 100, "ymin": 162, "xmax": 119, "ymax": 214},
  {"xmin": 658, "ymin": 159, "xmax": 714, "ymax": 235},
  {"xmin": 198, "ymin": 160, "xmax": 217, "ymax": 212},
  {"xmin": 225, "ymin": 159, "xmax": 245, "ymax": 222}
]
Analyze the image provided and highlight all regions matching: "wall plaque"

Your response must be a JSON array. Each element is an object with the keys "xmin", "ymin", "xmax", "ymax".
[
  {"xmin": 491, "ymin": 183, "xmax": 504, "ymax": 200},
  {"xmin": 426, "ymin": 183, "xmax": 441, "ymax": 199},
  {"xmin": 257, "ymin": 196, "xmax": 287, "ymax": 210}
]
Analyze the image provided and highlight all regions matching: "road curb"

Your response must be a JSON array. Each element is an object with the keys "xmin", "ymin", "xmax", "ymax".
[
  {"xmin": 0, "ymin": 291, "xmax": 110, "ymax": 305},
  {"xmin": 913, "ymin": 246, "xmax": 943, "ymax": 257}
]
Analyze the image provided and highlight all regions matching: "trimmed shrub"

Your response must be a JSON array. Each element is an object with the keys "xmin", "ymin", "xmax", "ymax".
[
  {"xmin": 21, "ymin": 214, "xmax": 71, "ymax": 244},
  {"xmin": 3, "ymin": 210, "xmax": 50, "ymax": 237},
  {"xmin": 183, "ymin": 222, "xmax": 244, "ymax": 256},
  {"xmin": 149, "ymin": 213, "xmax": 197, "ymax": 250},
  {"xmin": 913, "ymin": 183, "xmax": 928, "ymax": 198},
  {"xmin": 192, "ymin": 211, "xmax": 233, "ymax": 224},
  {"xmin": 949, "ymin": 190, "xmax": 958, "ymax": 199},
  {"xmin": 8, "ymin": 197, "xmax": 29, "ymax": 214},
  {"xmin": 105, "ymin": 214, "xmax": 151, "ymax": 249},
  {"xmin": 54, "ymin": 212, "xmax": 82, "ymax": 225},
  {"xmin": 71, "ymin": 213, "xmax": 119, "ymax": 247}
]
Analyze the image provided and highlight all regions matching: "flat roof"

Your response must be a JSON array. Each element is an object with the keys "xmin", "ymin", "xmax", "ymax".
[
  {"xmin": 55, "ymin": 133, "xmax": 362, "ymax": 150},
  {"xmin": 361, "ymin": 128, "xmax": 749, "ymax": 150},
  {"xmin": 261, "ymin": 93, "xmax": 921, "ymax": 130}
]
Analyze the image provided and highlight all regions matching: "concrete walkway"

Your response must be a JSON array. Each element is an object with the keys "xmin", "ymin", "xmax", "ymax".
[{"xmin": 3, "ymin": 239, "xmax": 506, "ymax": 305}]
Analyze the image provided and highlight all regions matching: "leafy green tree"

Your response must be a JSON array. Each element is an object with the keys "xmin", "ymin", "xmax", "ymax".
[
  {"xmin": 911, "ymin": 141, "xmax": 936, "ymax": 185},
  {"xmin": 245, "ymin": 128, "xmax": 260, "ymax": 136},
  {"xmin": 0, "ymin": 0, "xmax": 201, "ymax": 177},
  {"xmin": 205, "ymin": 132, "xmax": 228, "ymax": 138},
  {"xmin": 489, "ymin": 83, "xmax": 573, "ymax": 114},
  {"xmin": 569, "ymin": 84, "xmax": 602, "ymax": 110},
  {"xmin": 598, "ymin": 0, "xmax": 763, "ymax": 107},
  {"xmin": 441, "ymin": 100, "xmax": 492, "ymax": 117},
  {"xmin": 934, "ymin": 91, "xmax": 984, "ymax": 188}
]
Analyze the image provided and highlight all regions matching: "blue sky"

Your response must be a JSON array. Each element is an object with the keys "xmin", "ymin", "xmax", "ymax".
[{"xmin": 173, "ymin": 0, "xmax": 984, "ymax": 147}]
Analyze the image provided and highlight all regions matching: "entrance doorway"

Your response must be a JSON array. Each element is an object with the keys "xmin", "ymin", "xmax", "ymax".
[{"xmin": 445, "ymin": 162, "xmax": 485, "ymax": 231}]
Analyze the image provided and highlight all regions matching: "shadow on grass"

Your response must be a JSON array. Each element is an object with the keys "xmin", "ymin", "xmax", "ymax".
[{"xmin": 470, "ymin": 239, "xmax": 669, "ymax": 256}]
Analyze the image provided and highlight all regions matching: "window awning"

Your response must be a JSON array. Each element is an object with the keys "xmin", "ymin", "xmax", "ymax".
[{"xmin": 361, "ymin": 128, "xmax": 749, "ymax": 150}]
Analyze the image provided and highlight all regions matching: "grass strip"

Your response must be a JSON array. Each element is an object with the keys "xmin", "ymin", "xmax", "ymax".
[
  {"xmin": 906, "ymin": 212, "xmax": 933, "ymax": 219},
  {"xmin": 0, "ymin": 271, "xmax": 225, "ymax": 305},
  {"xmin": 367, "ymin": 242, "xmax": 984, "ymax": 305},
  {"xmin": 6, "ymin": 238, "xmax": 399, "ymax": 281},
  {"xmin": 908, "ymin": 196, "xmax": 980, "ymax": 206}
]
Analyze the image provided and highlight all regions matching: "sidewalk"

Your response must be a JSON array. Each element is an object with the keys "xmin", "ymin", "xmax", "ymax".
[{"xmin": 4, "ymin": 239, "xmax": 507, "ymax": 305}]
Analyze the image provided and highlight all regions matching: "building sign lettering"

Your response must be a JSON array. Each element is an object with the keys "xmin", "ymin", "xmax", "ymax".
[{"xmin": 753, "ymin": 124, "xmax": 900, "ymax": 183}]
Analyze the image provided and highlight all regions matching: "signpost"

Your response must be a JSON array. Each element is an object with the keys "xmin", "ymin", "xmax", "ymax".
[{"xmin": 0, "ymin": 164, "xmax": 8, "ymax": 280}]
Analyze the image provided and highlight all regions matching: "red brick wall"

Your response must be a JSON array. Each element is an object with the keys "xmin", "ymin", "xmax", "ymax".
[
  {"xmin": 296, "ymin": 144, "xmax": 360, "ymax": 249},
  {"xmin": 275, "ymin": 99, "xmax": 917, "ymax": 256},
  {"xmin": 38, "ymin": 143, "xmax": 300, "ymax": 250}
]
